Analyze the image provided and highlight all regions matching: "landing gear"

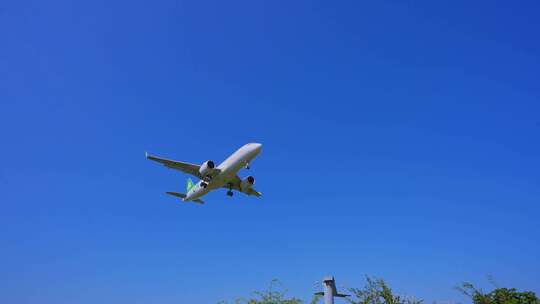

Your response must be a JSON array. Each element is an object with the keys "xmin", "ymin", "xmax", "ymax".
[
  {"xmin": 245, "ymin": 162, "xmax": 250, "ymax": 170},
  {"xmin": 201, "ymin": 182, "xmax": 208, "ymax": 188},
  {"xmin": 226, "ymin": 183, "xmax": 234, "ymax": 197}
]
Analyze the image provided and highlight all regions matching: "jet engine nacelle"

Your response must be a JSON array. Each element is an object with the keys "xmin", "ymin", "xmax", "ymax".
[
  {"xmin": 240, "ymin": 176, "xmax": 255, "ymax": 191},
  {"xmin": 199, "ymin": 160, "xmax": 215, "ymax": 177}
]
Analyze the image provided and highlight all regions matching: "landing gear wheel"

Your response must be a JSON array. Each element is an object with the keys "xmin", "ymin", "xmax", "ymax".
[{"xmin": 227, "ymin": 191, "xmax": 234, "ymax": 197}]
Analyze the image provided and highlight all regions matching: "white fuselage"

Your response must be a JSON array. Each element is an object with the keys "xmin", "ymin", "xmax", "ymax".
[{"xmin": 184, "ymin": 143, "xmax": 262, "ymax": 201}]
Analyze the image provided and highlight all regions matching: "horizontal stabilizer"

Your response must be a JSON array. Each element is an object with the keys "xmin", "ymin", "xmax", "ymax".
[
  {"xmin": 165, "ymin": 191, "xmax": 186, "ymax": 199},
  {"xmin": 313, "ymin": 292, "xmax": 349, "ymax": 297},
  {"xmin": 165, "ymin": 192, "xmax": 205, "ymax": 205}
]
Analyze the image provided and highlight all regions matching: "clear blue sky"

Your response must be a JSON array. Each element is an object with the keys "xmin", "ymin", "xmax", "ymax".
[{"xmin": 1, "ymin": 1, "xmax": 539, "ymax": 303}]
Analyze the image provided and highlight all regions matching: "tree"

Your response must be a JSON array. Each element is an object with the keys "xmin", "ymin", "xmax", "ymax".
[
  {"xmin": 347, "ymin": 277, "xmax": 422, "ymax": 304},
  {"xmin": 218, "ymin": 279, "xmax": 304, "ymax": 304},
  {"xmin": 457, "ymin": 282, "xmax": 540, "ymax": 304},
  {"xmin": 220, "ymin": 277, "xmax": 420, "ymax": 304}
]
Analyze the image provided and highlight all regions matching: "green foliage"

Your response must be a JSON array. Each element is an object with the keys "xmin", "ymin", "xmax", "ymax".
[
  {"xmin": 219, "ymin": 279, "xmax": 304, "ymax": 304},
  {"xmin": 347, "ymin": 277, "xmax": 422, "ymax": 304},
  {"xmin": 310, "ymin": 294, "xmax": 322, "ymax": 304},
  {"xmin": 457, "ymin": 282, "xmax": 540, "ymax": 304},
  {"xmin": 221, "ymin": 277, "xmax": 539, "ymax": 304}
]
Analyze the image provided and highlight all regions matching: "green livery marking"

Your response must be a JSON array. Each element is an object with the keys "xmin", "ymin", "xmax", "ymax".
[{"xmin": 186, "ymin": 178, "xmax": 195, "ymax": 192}]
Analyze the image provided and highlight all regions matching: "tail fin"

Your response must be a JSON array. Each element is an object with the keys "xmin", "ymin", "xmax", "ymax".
[{"xmin": 186, "ymin": 178, "xmax": 195, "ymax": 192}]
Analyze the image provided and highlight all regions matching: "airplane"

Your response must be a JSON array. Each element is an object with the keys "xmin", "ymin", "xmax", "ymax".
[
  {"xmin": 314, "ymin": 276, "xmax": 349, "ymax": 303},
  {"xmin": 146, "ymin": 143, "xmax": 263, "ymax": 204}
]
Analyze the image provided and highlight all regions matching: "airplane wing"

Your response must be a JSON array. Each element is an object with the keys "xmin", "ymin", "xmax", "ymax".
[
  {"xmin": 146, "ymin": 152, "xmax": 203, "ymax": 178},
  {"xmin": 225, "ymin": 175, "xmax": 262, "ymax": 197}
]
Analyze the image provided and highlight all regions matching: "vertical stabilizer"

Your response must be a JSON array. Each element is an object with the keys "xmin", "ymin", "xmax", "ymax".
[{"xmin": 186, "ymin": 178, "xmax": 195, "ymax": 192}]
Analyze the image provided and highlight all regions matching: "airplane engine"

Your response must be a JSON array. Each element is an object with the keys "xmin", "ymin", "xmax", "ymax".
[
  {"xmin": 199, "ymin": 160, "xmax": 215, "ymax": 177},
  {"xmin": 240, "ymin": 176, "xmax": 255, "ymax": 191}
]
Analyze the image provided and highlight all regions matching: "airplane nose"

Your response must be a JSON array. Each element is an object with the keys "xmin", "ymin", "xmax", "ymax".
[{"xmin": 252, "ymin": 143, "xmax": 262, "ymax": 152}]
